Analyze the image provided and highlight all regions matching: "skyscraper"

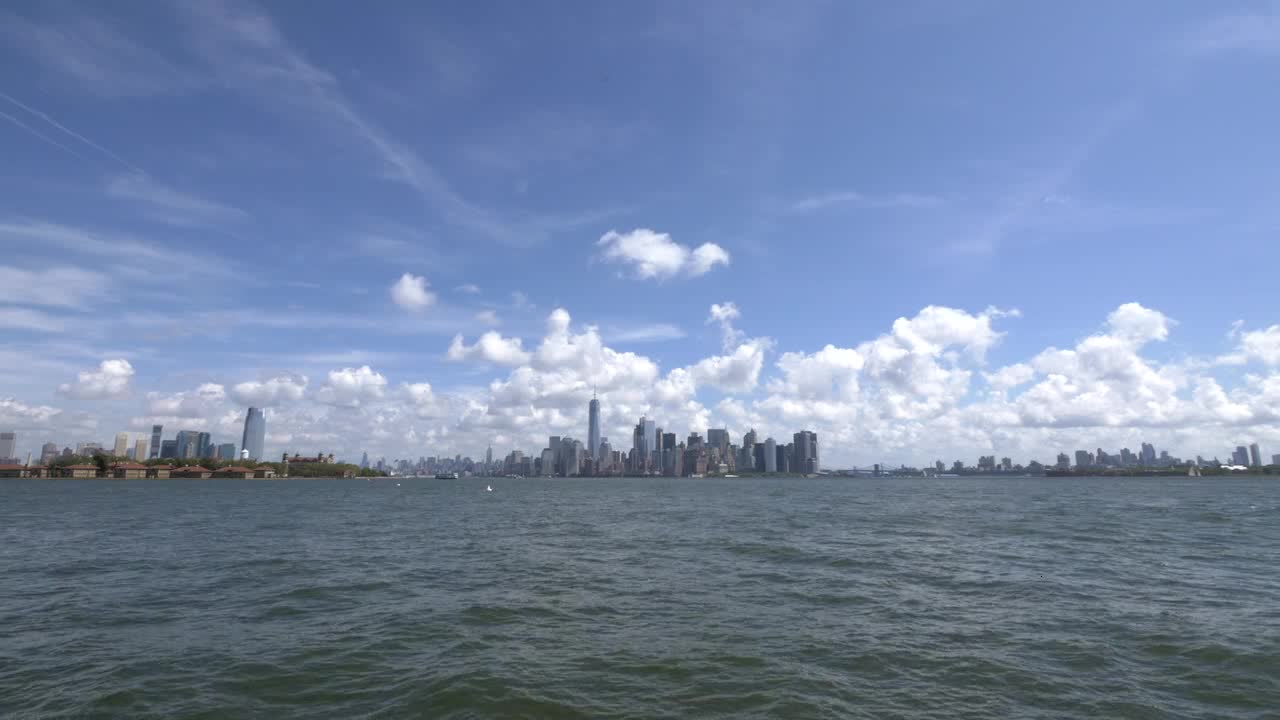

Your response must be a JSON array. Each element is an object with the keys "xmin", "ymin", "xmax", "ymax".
[
  {"xmin": 764, "ymin": 437, "xmax": 777, "ymax": 473},
  {"xmin": 197, "ymin": 432, "xmax": 213, "ymax": 459},
  {"xmin": 174, "ymin": 430, "xmax": 199, "ymax": 459},
  {"xmin": 149, "ymin": 425, "xmax": 163, "ymax": 459},
  {"xmin": 0, "ymin": 432, "xmax": 15, "ymax": 461},
  {"xmin": 588, "ymin": 396, "xmax": 601, "ymax": 460},
  {"xmin": 160, "ymin": 440, "xmax": 178, "ymax": 459},
  {"xmin": 707, "ymin": 428, "xmax": 729, "ymax": 457},
  {"xmin": 1140, "ymin": 442, "xmax": 1156, "ymax": 466},
  {"xmin": 642, "ymin": 417, "xmax": 656, "ymax": 459},
  {"xmin": 1249, "ymin": 443, "xmax": 1261, "ymax": 467},
  {"xmin": 134, "ymin": 438, "xmax": 148, "ymax": 462},
  {"xmin": 793, "ymin": 430, "xmax": 818, "ymax": 474},
  {"xmin": 40, "ymin": 441, "xmax": 59, "ymax": 465},
  {"xmin": 114, "ymin": 432, "xmax": 129, "ymax": 457},
  {"xmin": 241, "ymin": 407, "xmax": 266, "ymax": 461},
  {"xmin": 217, "ymin": 443, "xmax": 237, "ymax": 460},
  {"xmin": 1233, "ymin": 446, "xmax": 1249, "ymax": 466}
]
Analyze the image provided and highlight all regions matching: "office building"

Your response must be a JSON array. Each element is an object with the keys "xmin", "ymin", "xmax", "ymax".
[
  {"xmin": 134, "ymin": 438, "xmax": 148, "ymax": 462},
  {"xmin": 1233, "ymin": 446, "xmax": 1249, "ymax": 466},
  {"xmin": 1075, "ymin": 450, "xmax": 1090, "ymax": 468},
  {"xmin": 40, "ymin": 441, "xmax": 59, "ymax": 465},
  {"xmin": 587, "ymin": 396, "xmax": 601, "ymax": 460},
  {"xmin": 174, "ymin": 430, "xmax": 199, "ymax": 459},
  {"xmin": 149, "ymin": 425, "xmax": 163, "ymax": 459},
  {"xmin": 241, "ymin": 408, "xmax": 266, "ymax": 461},
  {"xmin": 217, "ymin": 443, "xmax": 237, "ymax": 461},
  {"xmin": 764, "ymin": 437, "xmax": 777, "ymax": 473},
  {"xmin": 1249, "ymin": 443, "xmax": 1261, "ymax": 467},
  {"xmin": 707, "ymin": 428, "xmax": 729, "ymax": 456},
  {"xmin": 793, "ymin": 430, "xmax": 818, "ymax": 474},
  {"xmin": 0, "ymin": 432, "xmax": 15, "ymax": 461},
  {"xmin": 160, "ymin": 440, "xmax": 178, "ymax": 459},
  {"xmin": 114, "ymin": 433, "xmax": 129, "ymax": 457}
]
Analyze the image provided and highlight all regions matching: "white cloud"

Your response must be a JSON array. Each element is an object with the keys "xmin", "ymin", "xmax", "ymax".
[
  {"xmin": 57, "ymin": 359, "xmax": 134, "ymax": 399},
  {"xmin": 1106, "ymin": 302, "xmax": 1172, "ymax": 345},
  {"xmin": 447, "ymin": 331, "xmax": 532, "ymax": 366},
  {"xmin": 231, "ymin": 375, "xmax": 308, "ymax": 406},
  {"xmin": 1186, "ymin": 13, "xmax": 1280, "ymax": 55},
  {"xmin": 597, "ymin": 228, "xmax": 730, "ymax": 279},
  {"xmin": 146, "ymin": 383, "xmax": 226, "ymax": 418},
  {"xmin": 475, "ymin": 310, "xmax": 501, "ymax": 326},
  {"xmin": 604, "ymin": 323, "xmax": 686, "ymax": 343},
  {"xmin": 105, "ymin": 172, "xmax": 246, "ymax": 226},
  {"xmin": 389, "ymin": 273, "xmax": 436, "ymax": 310},
  {"xmin": 0, "ymin": 266, "xmax": 109, "ymax": 308},
  {"xmin": 707, "ymin": 301, "xmax": 744, "ymax": 351},
  {"xmin": 1239, "ymin": 325, "xmax": 1280, "ymax": 366},
  {"xmin": 788, "ymin": 190, "xmax": 943, "ymax": 213},
  {"xmin": 456, "ymin": 283, "xmax": 481, "ymax": 294},
  {"xmin": 0, "ymin": 397, "xmax": 62, "ymax": 428},
  {"xmin": 316, "ymin": 366, "xmax": 387, "ymax": 407},
  {"xmin": 691, "ymin": 341, "xmax": 769, "ymax": 393}
]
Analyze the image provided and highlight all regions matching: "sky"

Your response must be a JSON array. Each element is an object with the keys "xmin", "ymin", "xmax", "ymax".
[{"xmin": 2, "ymin": 0, "xmax": 1279, "ymax": 467}]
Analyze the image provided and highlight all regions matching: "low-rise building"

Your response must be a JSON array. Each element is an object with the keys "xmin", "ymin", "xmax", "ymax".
[
  {"xmin": 254, "ymin": 466, "xmax": 277, "ymax": 479},
  {"xmin": 146, "ymin": 465, "xmax": 172, "ymax": 479},
  {"xmin": 171, "ymin": 465, "xmax": 212, "ymax": 479},
  {"xmin": 212, "ymin": 466, "xmax": 255, "ymax": 479},
  {"xmin": 0, "ymin": 464, "xmax": 31, "ymax": 478},
  {"xmin": 111, "ymin": 462, "xmax": 149, "ymax": 479},
  {"xmin": 61, "ymin": 464, "xmax": 100, "ymax": 479}
]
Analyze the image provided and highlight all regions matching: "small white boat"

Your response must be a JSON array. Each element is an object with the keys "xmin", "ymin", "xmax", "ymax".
[{"xmin": 486, "ymin": 485, "xmax": 493, "ymax": 492}]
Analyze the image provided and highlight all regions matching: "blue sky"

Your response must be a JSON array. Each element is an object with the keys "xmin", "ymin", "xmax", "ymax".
[{"xmin": 2, "ymin": 0, "xmax": 1279, "ymax": 466}]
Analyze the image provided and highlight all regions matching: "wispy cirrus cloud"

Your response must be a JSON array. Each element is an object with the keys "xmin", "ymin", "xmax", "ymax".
[
  {"xmin": 0, "ymin": 10, "xmax": 204, "ymax": 97},
  {"xmin": 1184, "ymin": 12, "xmax": 1280, "ymax": 55},
  {"xmin": 106, "ymin": 172, "xmax": 248, "ymax": 226},
  {"xmin": 0, "ymin": 266, "xmax": 110, "ymax": 309},
  {"xmin": 0, "ymin": 219, "xmax": 243, "ymax": 280},
  {"xmin": 788, "ymin": 190, "xmax": 944, "ymax": 213}
]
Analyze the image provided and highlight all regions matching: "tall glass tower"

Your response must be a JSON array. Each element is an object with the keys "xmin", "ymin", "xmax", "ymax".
[
  {"xmin": 241, "ymin": 407, "xmax": 266, "ymax": 461},
  {"xmin": 587, "ymin": 395, "xmax": 601, "ymax": 460},
  {"xmin": 149, "ymin": 425, "xmax": 163, "ymax": 459}
]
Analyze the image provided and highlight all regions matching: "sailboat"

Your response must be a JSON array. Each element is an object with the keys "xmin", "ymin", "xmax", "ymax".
[{"xmin": 1187, "ymin": 465, "xmax": 1201, "ymax": 477}]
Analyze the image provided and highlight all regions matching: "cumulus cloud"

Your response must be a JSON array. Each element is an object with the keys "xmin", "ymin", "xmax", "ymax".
[
  {"xmin": 597, "ymin": 228, "xmax": 730, "ymax": 279},
  {"xmin": 389, "ymin": 273, "xmax": 436, "ymax": 310},
  {"xmin": 57, "ymin": 359, "xmax": 134, "ymax": 399},
  {"xmin": 1238, "ymin": 325, "xmax": 1280, "ymax": 365},
  {"xmin": 146, "ymin": 383, "xmax": 226, "ymax": 418},
  {"xmin": 691, "ymin": 341, "xmax": 769, "ymax": 393},
  {"xmin": 316, "ymin": 366, "xmax": 388, "ymax": 407},
  {"xmin": 231, "ymin": 375, "xmax": 308, "ymax": 406},
  {"xmin": 447, "ymin": 331, "xmax": 532, "ymax": 366},
  {"xmin": 0, "ymin": 397, "xmax": 62, "ymax": 428}
]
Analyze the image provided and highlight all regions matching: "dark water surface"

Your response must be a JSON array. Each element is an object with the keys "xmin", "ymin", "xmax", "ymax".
[{"xmin": 2, "ymin": 476, "xmax": 1278, "ymax": 718}]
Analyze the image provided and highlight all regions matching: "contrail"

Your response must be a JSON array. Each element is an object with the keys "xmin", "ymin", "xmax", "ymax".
[
  {"xmin": 0, "ymin": 90, "xmax": 146, "ymax": 174},
  {"xmin": 0, "ymin": 108, "xmax": 92, "ymax": 162}
]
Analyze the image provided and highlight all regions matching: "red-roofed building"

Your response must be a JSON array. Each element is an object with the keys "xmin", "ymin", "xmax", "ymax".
[
  {"xmin": 0, "ymin": 464, "xmax": 31, "ymax": 478},
  {"xmin": 212, "ymin": 466, "xmax": 255, "ymax": 479},
  {"xmin": 61, "ymin": 464, "xmax": 100, "ymax": 479},
  {"xmin": 171, "ymin": 466, "xmax": 212, "ymax": 479},
  {"xmin": 147, "ymin": 465, "xmax": 172, "ymax": 479},
  {"xmin": 111, "ymin": 462, "xmax": 149, "ymax": 479}
]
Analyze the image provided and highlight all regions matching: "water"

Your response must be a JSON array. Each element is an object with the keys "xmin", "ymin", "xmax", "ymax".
[{"xmin": 1, "ymin": 476, "xmax": 1277, "ymax": 719}]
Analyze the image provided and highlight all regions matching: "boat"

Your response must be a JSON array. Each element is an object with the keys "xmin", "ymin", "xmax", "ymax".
[
  {"xmin": 434, "ymin": 472, "xmax": 459, "ymax": 480},
  {"xmin": 1187, "ymin": 465, "xmax": 1201, "ymax": 477}
]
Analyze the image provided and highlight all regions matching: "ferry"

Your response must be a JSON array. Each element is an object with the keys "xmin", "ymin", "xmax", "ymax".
[{"xmin": 434, "ymin": 472, "xmax": 459, "ymax": 480}]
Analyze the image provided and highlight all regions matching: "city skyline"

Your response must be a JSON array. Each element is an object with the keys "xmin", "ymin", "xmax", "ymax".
[{"xmin": 1, "ymin": 3, "xmax": 1279, "ymax": 466}]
